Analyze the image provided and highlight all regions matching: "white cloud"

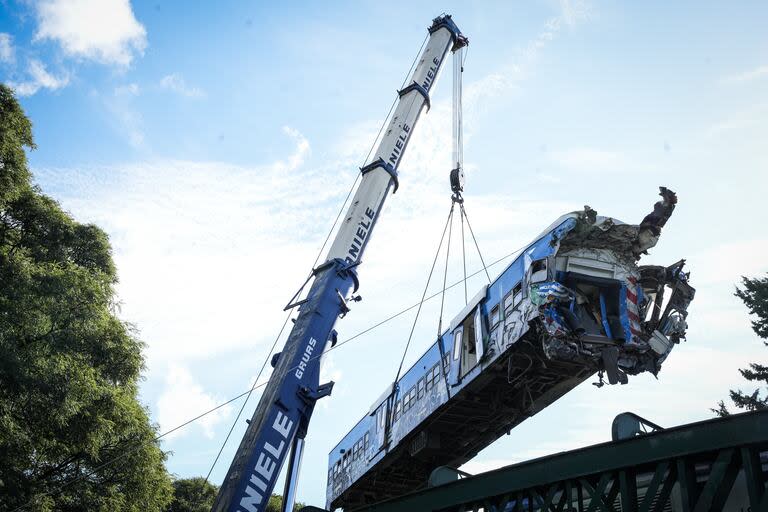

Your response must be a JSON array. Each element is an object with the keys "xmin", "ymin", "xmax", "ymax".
[
  {"xmin": 278, "ymin": 126, "xmax": 310, "ymax": 171},
  {"xmin": 723, "ymin": 65, "xmax": 768, "ymax": 84},
  {"xmin": 157, "ymin": 364, "xmax": 231, "ymax": 440},
  {"xmin": 550, "ymin": 147, "xmax": 626, "ymax": 172},
  {"xmin": 103, "ymin": 93, "xmax": 145, "ymax": 149},
  {"xmin": 461, "ymin": 3, "xmax": 587, "ymax": 110},
  {"xmin": 0, "ymin": 33, "xmax": 14, "ymax": 64},
  {"xmin": 706, "ymin": 101, "xmax": 768, "ymax": 138},
  {"xmin": 160, "ymin": 73, "xmax": 205, "ymax": 98},
  {"xmin": 107, "ymin": 83, "xmax": 144, "ymax": 148},
  {"xmin": 7, "ymin": 59, "xmax": 69, "ymax": 96},
  {"xmin": 559, "ymin": 0, "xmax": 592, "ymax": 27},
  {"xmin": 689, "ymin": 239, "xmax": 768, "ymax": 286},
  {"xmin": 33, "ymin": 0, "xmax": 147, "ymax": 67},
  {"xmin": 114, "ymin": 83, "xmax": 140, "ymax": 96},
  {"xmin": 35, "ymin": 127, "xmax": 319, "ymax": 362}
]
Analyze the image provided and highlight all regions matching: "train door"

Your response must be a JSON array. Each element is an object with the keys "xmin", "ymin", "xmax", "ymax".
[
  {"xmin": 448, "ymin": 305, "xmax": 485, "ymax": 386},
  {"xmin": 473, "ymin": 308, "xmax": 485, "ymax": 360},
  {"xmin": 368, "ymin": 384, "xmax": 393, "ymax": 455},
  {"xmin": 373, "ymin": 400, "xmax": 389, "ymax": 451}
]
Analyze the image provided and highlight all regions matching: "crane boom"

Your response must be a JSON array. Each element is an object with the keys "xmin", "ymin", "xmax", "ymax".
[{"xmin": 211, "ymin": 15, "xmax": 466, "ymax": 512}]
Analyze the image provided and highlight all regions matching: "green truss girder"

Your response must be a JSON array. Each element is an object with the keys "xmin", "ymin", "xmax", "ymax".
[{"xmin": 355, "ymin": 410, "xmax": 768, "ymax": 512}]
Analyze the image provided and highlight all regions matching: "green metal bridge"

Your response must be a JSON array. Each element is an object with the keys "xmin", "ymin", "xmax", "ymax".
[{"xmin": 350, "ymin": 410, "xmax": 768, "ymax": 512}]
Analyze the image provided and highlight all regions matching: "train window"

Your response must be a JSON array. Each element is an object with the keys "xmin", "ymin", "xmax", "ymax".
[
  {"xmin": 531, "ymin": 258, "xmax": 548, "ymax": 282},
  {"xmin": 417, "ymin": 378, "xmax": 425, "ymax": 399},
  {"xmin": 512, "ymin": 282, "xmax": 523, "ymax": 308},
  {"xmin": 503, "ymin": 290, "xmax": 514, "ymax": 311},
  {"xmin": 426, "ymin": 363, "xmax": 439, "ymax": 390},
  {"xmin": 490, "ymin": 305, "xmax": 500, "ymax": 328},
  {"xmin": 453, "ymin": 330, "xmax": 463, "ymax": 360},
  {"xmin": 364, "ymin": 432, "xmax": 370, "ymax": 450},
  {"xmin": 403, "ymin": 388, "xmax": 413, "ymax": 411},
  {"xmin": 393, "ymin": 400, "xmax": 401, "ymax": 421}
]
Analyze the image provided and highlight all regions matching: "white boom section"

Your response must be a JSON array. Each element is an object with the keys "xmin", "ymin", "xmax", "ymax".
[{"xmin": 326, "ymin": 16, "xmax": 466, "ymax": 265}]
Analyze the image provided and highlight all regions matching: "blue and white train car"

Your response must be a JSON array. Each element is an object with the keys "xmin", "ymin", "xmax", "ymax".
[{"xmin": 326, "ymin": 189, "xmax": 695, "ymax": 510}]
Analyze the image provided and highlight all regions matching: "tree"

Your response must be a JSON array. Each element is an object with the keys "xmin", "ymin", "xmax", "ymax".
[
  {"xmin": 265, "ymin": 494, "xmax": 306, "ymax": 512},
  {"xmin": 167, "ymin": 477, "xmax": 218, "ymax": 512},
  {"xmin": 0, "ymin": 84, "xmax": 173, "ymax": 510},
  {"xmin": 714, "ymin": 273, "xmax": 768, "ymax": 416}
]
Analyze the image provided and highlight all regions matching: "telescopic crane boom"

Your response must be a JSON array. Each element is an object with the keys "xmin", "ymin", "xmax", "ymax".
[{"xmin": 211, "ymin": 15, "xmax": 467, "ymax": 512}]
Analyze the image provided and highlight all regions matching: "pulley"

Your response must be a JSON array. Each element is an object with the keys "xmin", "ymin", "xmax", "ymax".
[{"xmin": 450, "ymin": 166, "xmax": 465, "ymax": 195}]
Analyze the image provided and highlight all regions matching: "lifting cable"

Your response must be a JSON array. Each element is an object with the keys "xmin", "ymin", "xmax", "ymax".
[
  {"xmin": 460, "ymin": 205, "xmax": 468, "ymax": 304},
  {"xmin": 460, "ymin": 202, "xmax": 492, "ymax": 284},
  {"xmin": 437, "ymin": 203, "xmax": 456, "ymax": 336},
  {"xmin": 393, "ymin": 202, "xmax": 455, "ymax": 389},
  {"xmin": 11, "ymin": 244, "xmax": 526, "ymax": 512}
]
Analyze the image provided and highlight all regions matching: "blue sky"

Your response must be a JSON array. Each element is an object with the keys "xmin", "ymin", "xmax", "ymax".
[{"xmin": 2, "ymin": 0, "xmax": 768, "ymax": 508}]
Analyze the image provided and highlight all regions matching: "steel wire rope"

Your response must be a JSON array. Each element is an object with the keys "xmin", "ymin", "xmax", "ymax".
[
  {"xmin": 460, "ymin": 203, "xmax": 492, "ymax": 284},
  {"xmin": 460, "ymin": 206, "xmax": 468, "ymax": 304},
  {"xmin": 437, "ymin": 203, "xmax": 456, "ymax": 336},
  {"xmin": 390, "ymin": 202, "xmax": 456, "ymax": 419}
]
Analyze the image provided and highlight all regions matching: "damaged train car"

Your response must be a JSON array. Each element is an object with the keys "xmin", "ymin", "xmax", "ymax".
[{"xmin": 326, "ymin": 187, "xmax": 695, "ymax": 511}]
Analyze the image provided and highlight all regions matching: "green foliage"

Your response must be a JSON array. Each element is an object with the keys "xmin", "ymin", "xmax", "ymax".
[
  {"xmin": 714, "ymin": 273, "xmax": 768, "ymax": 416},
  {"xmin": 265, "ymin": 494, "xmax": 306, "ymax": 512},
  {"xmin": 167, "ymin": 477, "xmax": 218, "ymax": 512},
  {"xmin": 0, "ymin": 84, "xmax": 35, "ymax": 210},
  {"xmin": 0, "ymin": 84, "xmax": 173, "ymax": 510}
]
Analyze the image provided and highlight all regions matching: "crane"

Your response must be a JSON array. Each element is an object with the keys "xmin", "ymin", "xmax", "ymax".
[{"xmin": 211, "ymin": 15, "xmax": 468, "ymax": 512}]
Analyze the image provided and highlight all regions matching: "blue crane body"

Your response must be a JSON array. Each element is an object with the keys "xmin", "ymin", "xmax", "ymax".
[
  {"xmin": 211, "ymin": 15, "xmax": 467, "ymax": 512},
  {"xmin": 326, "ymin": 200, "xmax": 695, "ymax": 510}
]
